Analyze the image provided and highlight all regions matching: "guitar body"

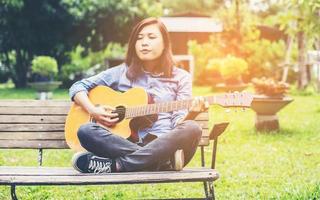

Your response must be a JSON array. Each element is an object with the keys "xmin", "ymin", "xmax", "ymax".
[{"xmin": 65, "ymin": 86, "xmax": 149, "ymax": 152}]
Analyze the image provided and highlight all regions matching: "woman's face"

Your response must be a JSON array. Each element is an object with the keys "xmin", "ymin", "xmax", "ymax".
[{"xmin": 135, "ymin": 24, "xmax": 164, "ymax": 61}]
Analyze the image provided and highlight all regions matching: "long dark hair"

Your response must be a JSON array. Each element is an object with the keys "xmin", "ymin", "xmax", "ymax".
[{"xmin": 125, "ymin": 17, "xmax": 174, "ymax": 80}]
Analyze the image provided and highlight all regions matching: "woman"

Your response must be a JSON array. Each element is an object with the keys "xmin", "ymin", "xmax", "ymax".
[{"xmin": 70, "ymin": 17, "xmax": 208, "ymax": 173}]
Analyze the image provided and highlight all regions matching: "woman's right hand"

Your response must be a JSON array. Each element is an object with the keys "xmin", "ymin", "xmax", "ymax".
[{"xmin": 88, "ymin": 105, "xmax": 119, "ymax": 127}]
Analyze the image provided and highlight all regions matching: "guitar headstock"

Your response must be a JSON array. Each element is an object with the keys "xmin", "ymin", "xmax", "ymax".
[{"xmin": 215, "ymin": 91, "xmax": 253, "ymax": 108}]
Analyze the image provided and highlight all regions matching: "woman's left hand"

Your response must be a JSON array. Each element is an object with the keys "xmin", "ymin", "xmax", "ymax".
[
  {"xmin": 189, "ymin": 96, "xmax": 209, "ymax": 113},
  {"xmin": 176, "ymin": 97, "xmax": 210, "ymax": 125}
]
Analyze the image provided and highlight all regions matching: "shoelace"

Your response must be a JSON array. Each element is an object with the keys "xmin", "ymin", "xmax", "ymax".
[{"xmin": 88, "ymin": 157, "xmax": 112, "ymax": 174}]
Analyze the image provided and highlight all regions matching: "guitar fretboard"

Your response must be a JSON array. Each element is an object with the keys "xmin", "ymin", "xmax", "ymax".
[{"xmin": 125, "ymin": 96, "xmax": 217, "ymax": 118}]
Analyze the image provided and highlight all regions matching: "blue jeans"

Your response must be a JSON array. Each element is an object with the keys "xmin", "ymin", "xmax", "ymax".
[{"xmin": 77, "ymin": 120, "xmax": 202, "ymax": 172}]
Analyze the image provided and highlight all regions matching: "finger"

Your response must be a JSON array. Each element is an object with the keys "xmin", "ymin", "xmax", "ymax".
[
  {"xmin": 191, "ymin": 98, "xmax": 196, "ymax": 108},
  {"xmin": 194, "ymin": 97, "xmax": 200, "ymax": 107},
  {"xmin": 100, "ymin": 116, "xmax": 110, "ymax": 123},
  {"xmin": 107, "ymin": 117, "xmax": 119, "ymax": 123},
  {"xmin": 204, "ymin": 101, "xmax": 209, "ymax": 109},
  {"xmin": 105, "ymin": 112, "xmax": 118, "ymax": 118},
  {"xmin": 199, "ymin": 96, "xmax": 204, "ymax": 103},
  {"xmin": 100, "ymin": 117, "xmax": 118, "ymax": 126}
]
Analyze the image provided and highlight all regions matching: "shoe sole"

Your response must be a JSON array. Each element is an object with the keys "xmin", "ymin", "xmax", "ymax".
[
  {"xmin": 174, "ymin": 149, "xmax": 184, "ymax": 171},
  {"xmin": 72, "ymin": 151, "xmax": 90, "ymax": 173}
]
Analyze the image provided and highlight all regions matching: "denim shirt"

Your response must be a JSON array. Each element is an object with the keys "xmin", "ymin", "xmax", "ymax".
[{"xmin": 69, "ymin": 63, "xmax": 192, "ymax": 139}]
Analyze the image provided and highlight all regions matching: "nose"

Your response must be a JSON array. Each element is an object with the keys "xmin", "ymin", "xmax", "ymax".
[{"xmin": 141, "ymin": 37, "xmax": 149, "ymax": 46}]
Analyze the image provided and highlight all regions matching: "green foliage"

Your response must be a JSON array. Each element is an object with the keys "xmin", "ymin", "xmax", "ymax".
[
  {"xmin": 0, "ymin": 0, "xmax": 76, "ymax": 87},
  {"xmin": 161, "ymin": 0, "xmax": 222, "ymax": 15},
  {"xmin": 61, "ymin": 43, "xmax": 126, "ymax": 86},
  {"xmin": 274, "ymin": 0, "xmax": 320, "ymax": 38},
  {"xmin": 31, "ymin": 56, "xmax": 58, "ymax": 77},
  {"xmin": 61, "ymin": 0, "xmax": 162, "ymax": 51},
  {"xmin": 0, "ymin": 62, "xmax": 10, "ymax": 83},
  {"xmin": 205, "ymin": 56, "xmax": 248, "ymax": 82},
  {"xmin": 189, "ymin": 26, "xmax": 285, "ymax": 85},
  {"xmin": 0, "ymin": 0, "xmax": 162, "ymax": 88},
  {"xmin": 220, "ymin": 55, "xmax": 248, "ymax": 79},
  {"xmin": 61, "ymin": 45, "xmax": 91, "ymax": 81},
  {"xmin": 188, "ymin": 1, "xmax": 290, "ymax": 86}
]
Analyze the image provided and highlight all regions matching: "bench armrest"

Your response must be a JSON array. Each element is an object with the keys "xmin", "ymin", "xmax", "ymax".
[{"xmin": 208, "ymin": 122, "xmax": 229, "ymax": 169}]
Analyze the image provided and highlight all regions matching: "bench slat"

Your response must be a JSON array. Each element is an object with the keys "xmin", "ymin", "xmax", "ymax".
[
  {"xmin": 194, "ymin": 112, "xmax": 209, "ymax": 120},
  {"xmin": 0, "ymin": 132, "xmax": 65, "ymax": 140},
  {"xmin": 0, "ymin": 124, "xmax": 65, "ymax": 132},
  {"xmin": 0, "ymin": 123, "xmax": 208, "ymax": 132},
  {"xmin": 0, "ymin": 167, "xmax": 219, "ymax": 185},
  {"xmin": 0, "ymin": 133, "xmax": 209, "ymax": 148},
  {"xmin": 0, "ymin": 140, "xmax": 68, "ymax": 149},
  {"xmin": 0, "ymin": 115, "xmax": 66, "ymax": 124},
  {"xmin": 0, "ymin": 130, "xmax": 208, "ymax": 139},
  {"xmin": 199, "ymin": 137, "xmax": 209, "ymax": 146},
  {"xmin": 0, "ymin": 107, "xmax": 70, "ymax": 115},
  {"xmin": 0, "ymin": 166, "xmax": 212, "ymax": 175},
  {"xmin": 0, "ymin": 138, "xmax": 209, "ymax": 149},
  {"xmin": 0, "ymin": 100, "xmax": 71, "ymax": 107}
]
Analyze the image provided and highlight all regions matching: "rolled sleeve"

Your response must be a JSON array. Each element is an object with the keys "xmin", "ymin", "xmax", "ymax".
[{"xmin": 171, "ymin": 71, "xmax": 192, "ymax": 127}]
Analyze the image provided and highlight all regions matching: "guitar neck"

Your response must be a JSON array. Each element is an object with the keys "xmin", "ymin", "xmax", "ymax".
[{"xmin": 125, "ymin": 96, "xmax": 216, "ymax": 118}]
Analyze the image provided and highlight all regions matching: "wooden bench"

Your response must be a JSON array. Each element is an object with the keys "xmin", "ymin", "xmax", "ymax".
[{"xmin": 0, "ymin": 100, "xmax": 229, "ymax": 200}]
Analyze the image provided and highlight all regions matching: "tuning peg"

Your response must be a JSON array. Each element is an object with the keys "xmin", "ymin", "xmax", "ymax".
[
  {"xmin": 225, "ymin": 108, "xmax": 231, "ymax": 113},
  {"xmin": 242, "ymin": 107, "xmax": 246, "ymax": 112}
]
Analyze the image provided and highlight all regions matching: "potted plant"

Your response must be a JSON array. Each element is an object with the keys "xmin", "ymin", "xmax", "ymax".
[
  {"xmin": 28, "ymin": 56, "xmax": 61, "ymax": 99},
  {"xmin": 251, "ymin": 77, "xmax": 293, "ymax": 132},
  {"xmin": 210, "ymin": 55, "xmax": 249, "ymax": 92}
]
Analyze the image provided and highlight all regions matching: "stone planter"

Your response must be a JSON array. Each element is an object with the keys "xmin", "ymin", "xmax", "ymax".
[
  {"xmin": 28, "ymin": 81, "xmax": 62, "ymax": 100},
  {"xmin": 251, "ymin": 95, "xmax": 293, "ymax": 132}
]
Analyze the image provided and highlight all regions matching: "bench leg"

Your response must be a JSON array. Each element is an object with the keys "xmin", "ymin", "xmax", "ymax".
[
  {"xmin": 38, "ymin": 148, "xmax": 43, "ymax": 166},
  {"xmin": 11, "ymin": 185, "xmax": 18, "ymax": 200},
  {"xmin": 203, "ymin": 181, "xmax": 209, "ymax": 198},
  {"xmin": 201, "ymin": 146, "xmax": 210, "ymax": 198},
  {"xmin": 208, "ymin": 181, "xmax": 215, "ymax": 200}
]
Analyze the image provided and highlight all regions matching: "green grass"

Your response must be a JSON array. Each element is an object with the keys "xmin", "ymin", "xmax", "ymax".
[{"xmin": 0, "ymin": 85, "xmax": 320, "ymax": 199}]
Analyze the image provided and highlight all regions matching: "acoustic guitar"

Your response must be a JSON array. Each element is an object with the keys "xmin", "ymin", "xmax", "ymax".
[{"xmin": 65, "ymin": 86, "xmax": 253, "ymax": 151}]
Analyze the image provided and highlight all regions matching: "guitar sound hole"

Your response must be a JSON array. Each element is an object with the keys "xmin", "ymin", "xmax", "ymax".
[{"xmin": 112, "ymin": 105, "xmax": 126, "ymax": 123}]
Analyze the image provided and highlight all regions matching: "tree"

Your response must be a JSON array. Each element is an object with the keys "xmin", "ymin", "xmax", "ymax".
[
  {"xmin": 0, "ymin": 0, "xmax": 162, "ymax": 88},
  {"xmin": 161, "ymin": 0, "xmax": 224, "ymax": 15},
  {"xmin": 0, "ymin": 0, "xmax": 76, "ymax": 88},
  {"xmin": 275, "ymin": 0, "xmax": 320, "ymax": 89}
]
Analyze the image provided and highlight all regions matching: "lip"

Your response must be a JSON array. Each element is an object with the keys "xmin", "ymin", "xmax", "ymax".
[{"xmin": 140, "ymin": 49, "xmax": 151, "ymax": 54}]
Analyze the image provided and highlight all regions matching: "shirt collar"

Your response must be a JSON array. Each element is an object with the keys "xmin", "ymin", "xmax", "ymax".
[{"xmin": 142, "ymin": 69, "xmax": 164, "ymax": 77}]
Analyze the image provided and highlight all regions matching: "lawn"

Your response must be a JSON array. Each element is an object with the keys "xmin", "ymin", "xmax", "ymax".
[{"xmin": 0, "ymin": 85, "xmax": 319, "ymax": 199}]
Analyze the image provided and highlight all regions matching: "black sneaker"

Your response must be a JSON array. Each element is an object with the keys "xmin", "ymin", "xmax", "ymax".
[{"xmin": 72, "ymin": 152, "xmax": 113, "ymax": 174}]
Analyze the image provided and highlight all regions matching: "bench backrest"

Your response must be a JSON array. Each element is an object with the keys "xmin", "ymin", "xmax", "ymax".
[{"xmin": 0, "ymin": 100, "xmax": 210, "ymax": 149}]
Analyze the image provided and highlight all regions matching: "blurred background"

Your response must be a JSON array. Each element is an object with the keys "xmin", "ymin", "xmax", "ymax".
[
  {"xmin": 0, "ymin": 0, "xmax": 319, "ymax": 92},
  {"xmin": 0, "ymin": 1, "xmax": 319, "ymax": 199}
]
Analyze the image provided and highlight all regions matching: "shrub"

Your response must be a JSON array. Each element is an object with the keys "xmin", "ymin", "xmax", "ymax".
[
  {"xmin": 189, "ymin": 26, "xmax": 285, "ymax": 85},
  {"xmin": 61, "ymin": 43, "xmax": 125, "ymax": 87},
  {"xmin": 31, "ymin": 56, "xmax": 58, "ymax": 78},
  {"xmin": 220, "ymin": 55, "xmax": 248, "ymax": 80},
  {"xmin": 204, "ymin": 56, "xmax": 248, "ymax": 85}
]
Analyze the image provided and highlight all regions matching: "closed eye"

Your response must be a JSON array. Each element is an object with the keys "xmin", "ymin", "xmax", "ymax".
[
  {"xmin": 137, "ymin": 34, "xmax": 143, "ymax": 40},
  {"xmin": 148, "ymin": 33, "xmax": 157, "ymax": 39}
]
